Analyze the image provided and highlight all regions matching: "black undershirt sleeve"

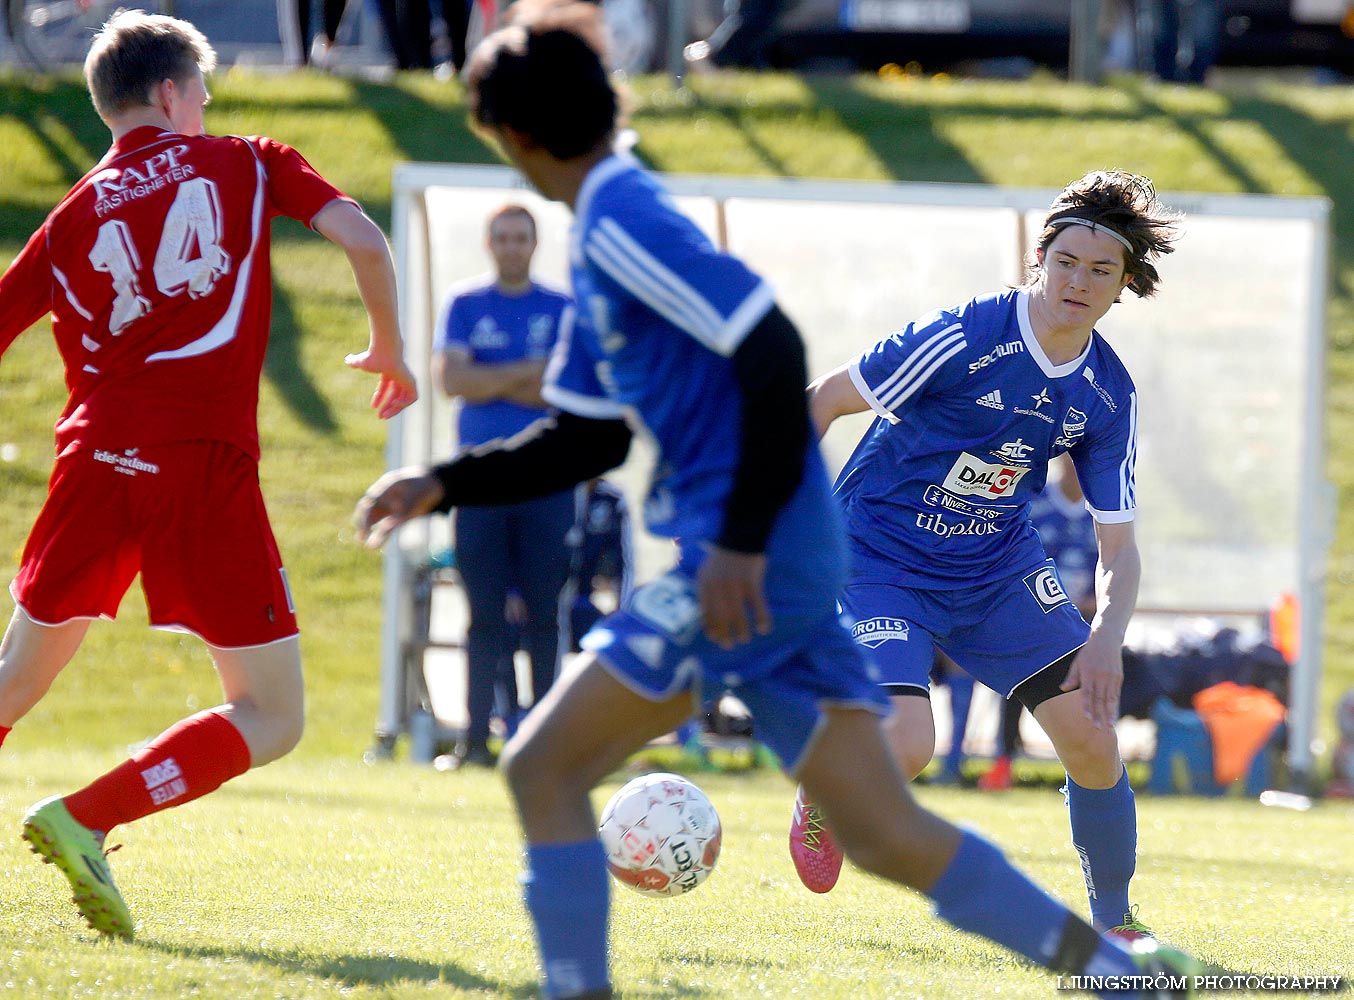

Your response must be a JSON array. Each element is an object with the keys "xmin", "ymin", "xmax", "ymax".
[
  {"xmin": 717, "ymin": 304, "xmax": 811, "ymax": 554},
  {"xmin": 429, "ymin": 411, "xmax": 632, "ymax": 513}
]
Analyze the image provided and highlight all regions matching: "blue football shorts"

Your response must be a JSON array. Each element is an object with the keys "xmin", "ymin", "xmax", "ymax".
[
  {"xmin": 840, "ymin": 558, "xmax": 1090, "ymax": 698},
  {"xmin": 581, "ymin": 568, "xmax": 890, "ymax": 774}
]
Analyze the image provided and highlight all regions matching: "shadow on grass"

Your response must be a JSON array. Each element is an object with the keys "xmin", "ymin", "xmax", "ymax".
[
  {"xmin": 265, "ymin": 223, "xmax": 339, "ymax": 435},
  {"xmin": 635, "ymin": 75, "xmax": 988, "ymax": 182},
  {"xmin": 800, "ymin": 75, "xmax": 987, "ymax": 184},
  {"xmin": 137, "ymin": 937, "xmax": 723, "ymax": 998},
  {"xmin": 256, "ymin": 75, "xmax": 490, "ymax": 432},
  {"xmin": 1109, "ymin": 76, "xmax": 1353, "ymax": 275},
  {"xmin": 342, "ymin": 74, "xmax": 497, "ymax": 228},
  {"xmin": 137, "ymin": 938, "xmax": 540, "ymax": 997}
]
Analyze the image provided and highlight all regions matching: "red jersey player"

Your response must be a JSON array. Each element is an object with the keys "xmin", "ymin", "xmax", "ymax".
[{"xmin": 0, "ymin": 10, "xmax": 417, "ymax": 939}]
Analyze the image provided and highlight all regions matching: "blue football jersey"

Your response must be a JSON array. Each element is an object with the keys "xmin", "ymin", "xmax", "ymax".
[
  {"xmin": 434, "ymin": 279, "xmax": 572, "ymax": 447},
  {"xmin": 542, "ymin": 154, "xmax": 847, "ymax": 611},
  {"xmin": 837, "ymin": 288, "xmax": 1136, "ymax": 590}
]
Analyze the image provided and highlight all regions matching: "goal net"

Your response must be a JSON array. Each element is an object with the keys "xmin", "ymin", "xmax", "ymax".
[{"xmin": 381, "ymin": 162, "xmax": 1332, "ymax": 779}]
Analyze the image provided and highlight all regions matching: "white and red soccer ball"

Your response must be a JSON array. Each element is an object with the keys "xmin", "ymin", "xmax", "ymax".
[{"xmin": 598, "ymin": 772, "xmax": 721, "ymax": 897}]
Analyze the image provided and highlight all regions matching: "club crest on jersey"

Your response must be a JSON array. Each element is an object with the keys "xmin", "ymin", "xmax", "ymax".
[
  {"xmin": 1023, "ymin": 566, "xmax": 1070, "ymax": 612},
  {"xmin": 1054, "ymin": 408, "xmax": 1088, "ymax": 449},
  {"xmin": 942, "ymin": 452, "xmax": 1029, "ymax": 498},
  {"xmin": 527, "ymin": 314, "xmax": 556, "ymax": 352},
  {"xmin": 851, "ymin": 617, "xmax": 909, "ymax": 648}
]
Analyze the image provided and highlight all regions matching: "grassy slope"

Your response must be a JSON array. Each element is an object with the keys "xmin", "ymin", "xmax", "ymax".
[{"xmin": 0, "ymin": 67, "xmax": 1350, "ymax": 763}]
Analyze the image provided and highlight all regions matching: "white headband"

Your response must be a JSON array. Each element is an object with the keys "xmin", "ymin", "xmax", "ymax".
[{"xmin": 1048, "ymin": 216, "xmax": 1133, "ymax": 253}]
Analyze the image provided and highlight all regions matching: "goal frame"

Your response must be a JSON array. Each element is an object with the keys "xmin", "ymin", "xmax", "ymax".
[{"xmin": 379, "ymin": 161, "xmax": 1332, "ymax": 786}]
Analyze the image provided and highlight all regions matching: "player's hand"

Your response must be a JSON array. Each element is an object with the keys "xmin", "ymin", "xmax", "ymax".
[
  {"xmin": 345, "ymin": 350, "xmax": 418, "ymax": 420},
  {"xmin": 1060, "ymin": 635, "xmax": 1124, "ymax": 730},
  {"xmin": 353, "ymin": 467, "xmax": 444, "ymax": 548},
  {"xmin": 696, "ymin": 546, "xmax": 772, "ymax": 650}
]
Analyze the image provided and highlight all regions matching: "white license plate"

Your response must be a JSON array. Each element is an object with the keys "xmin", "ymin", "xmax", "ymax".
[{"xmin": 845, "ymin": 0, "xmax": 972, "ymax": 32}]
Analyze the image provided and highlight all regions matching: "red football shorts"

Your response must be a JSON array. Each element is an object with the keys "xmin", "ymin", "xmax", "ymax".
[{"xmin": 11, "ymin": 441, "xmax": 298, "ymax": 648}]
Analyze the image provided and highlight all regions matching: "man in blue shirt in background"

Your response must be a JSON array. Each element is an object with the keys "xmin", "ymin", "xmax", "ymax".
[{"xmin": 434, "ymin": 204, "xmax": 575, "ymax": 767}]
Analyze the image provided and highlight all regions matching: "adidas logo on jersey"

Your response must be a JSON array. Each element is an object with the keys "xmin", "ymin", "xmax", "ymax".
[{"xmin": 975, "ymin": 390, "xmax": 1004, "ymax": 410}]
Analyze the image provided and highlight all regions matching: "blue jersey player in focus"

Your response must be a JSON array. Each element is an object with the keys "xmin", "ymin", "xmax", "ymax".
[
  {"xmin": 790, "ymin": 171, "xmax": 1181, "ymax": 946},
  {"xmin": 353, "ymin": 7, "xmax": 1203, "ymax": 998}
]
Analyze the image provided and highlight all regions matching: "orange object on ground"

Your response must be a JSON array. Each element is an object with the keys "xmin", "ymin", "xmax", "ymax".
[
  {"xmin": 1192, "ymin": 682, "xmax": 1286, "ymax": 786},
  {"xmin": 1269, "ymin": 592, "xmax": 1300, "ymax": 666}
]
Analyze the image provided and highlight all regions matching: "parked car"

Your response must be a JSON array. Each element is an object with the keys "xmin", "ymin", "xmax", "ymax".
[{"xmin": 605, "ymin": 0, "xmax": 1354, "ymax": 76}]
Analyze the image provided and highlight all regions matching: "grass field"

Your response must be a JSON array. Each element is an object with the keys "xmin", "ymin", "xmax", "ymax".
[
  {"xmin": 2, "ymin": 748, "xmax": 1351, "ymax": 999},
  {"xmin": 2, "ymin": 65, "xmax": 1354, "ymax": 998}
]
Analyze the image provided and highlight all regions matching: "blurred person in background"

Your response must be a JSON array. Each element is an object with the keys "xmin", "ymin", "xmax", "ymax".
[
  {"xmin": 432, "ymin": 202, "xmax": 574, "ymax": 769},
  {"xmin": 1141, "ymin": 0, "xmax": 1221, "ymax": 83},
  {"xmin": 377, "ymin": 0, "xmax": 433, "ymax": 68},
  {"xmin": 278, "ymin": 0, "xmax": 350, "ymax": 67}
]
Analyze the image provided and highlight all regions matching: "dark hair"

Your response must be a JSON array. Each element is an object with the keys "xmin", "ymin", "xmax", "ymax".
[
  {"xmin": 488, "ymin": 202, "xmax": 537, "ymax": 240},
  {"xmin": 466, "ymin": 8, "xmax": 617, "ymax": 160},
  {"xmin": 1032, "ymin": 170, "xmax": 1182, "ymax": 298},
  {"xmin": 84, "ymin": 10, "xmax": 216, "ymax": 121}
]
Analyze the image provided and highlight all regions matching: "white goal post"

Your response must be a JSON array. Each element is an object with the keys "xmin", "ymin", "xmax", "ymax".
[{"xmin": 380, "ymin": 161, "xmax": 1333, "ymax": 784}]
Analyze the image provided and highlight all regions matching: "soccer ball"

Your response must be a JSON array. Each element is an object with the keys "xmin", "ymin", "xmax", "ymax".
[{"xmin": 598, "ymin": 772, "xmax": 722, "ymax": 897}]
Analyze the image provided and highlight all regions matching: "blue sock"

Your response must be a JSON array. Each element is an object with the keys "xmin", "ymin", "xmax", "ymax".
[
  {"xmin": 929, "ymin": 829, "xmax": 1084, "ymax": 968},
  {"xmin": 1087, "ymin": 936, "xmax": 1149, "ymax": 999},
  {"xmin": 522, "ymin": 839, "xmax": 610, "ymax": 999},
  {"xmin": 929, "ymin": 832, "xmax": 1143, "ymax": 994},
  {"xmin": 1065, "ymin": 767, "xmax": 1137, "ymax": 928}
]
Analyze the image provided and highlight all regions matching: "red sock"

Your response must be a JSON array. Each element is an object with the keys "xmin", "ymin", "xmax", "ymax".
[
  {"xmin": 64, "ymin": 711, "xmax": 252, "ymax": 835},
  {"xmin": 0, "ymin": 725, "xmax": 10, "ymax": 749}
]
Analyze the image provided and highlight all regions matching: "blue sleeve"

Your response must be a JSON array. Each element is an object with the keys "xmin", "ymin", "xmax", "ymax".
[
  {"xmin": 541, "ymin": 305, "xmax": 626, "ymax": 420},
  {"xmin": 849, "ymin": 308, "xmax": 969, "ymax": 423},
  {"xmin": 582, "ymin": 205, "xmax": 774, "ymax": 357},
  {"xmin": 1072, "ymin": 392, "xmax": 1138, "ymax": 523}
]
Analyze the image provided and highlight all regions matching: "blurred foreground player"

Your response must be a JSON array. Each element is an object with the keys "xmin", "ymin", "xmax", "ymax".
[
  {"xmin": 0, "ymin": 10, "xmax": 416, "ymax": 939},
  {"xmin": 355, "ymin": 5, "xmax": 1203, "ymax": 998}
]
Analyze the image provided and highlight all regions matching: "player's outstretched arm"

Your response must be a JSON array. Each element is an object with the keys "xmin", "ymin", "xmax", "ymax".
[
  {"xmin": 312, "ymin": 199, "xmax": 418, "ymax": 420},
  {"xmin": 354, "ymin": 467, "xmax": 445, "ymax": 548},
  {"xmin": 354, "ymin": 411, "xmax": 632, "ymax": 547},
  {"xmin": 806, "ymin": 362, "xmax": 870, "ymax": 439}
]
